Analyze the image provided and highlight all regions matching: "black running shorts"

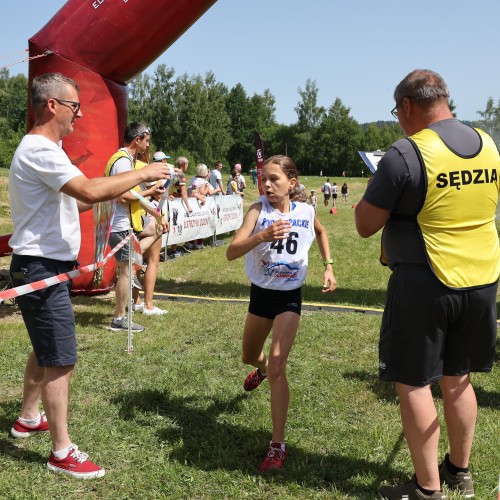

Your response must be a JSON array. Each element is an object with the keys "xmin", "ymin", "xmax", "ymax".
[{"xmin": 248, "ymin": 283, "xmax": 302, "ymax": 319}]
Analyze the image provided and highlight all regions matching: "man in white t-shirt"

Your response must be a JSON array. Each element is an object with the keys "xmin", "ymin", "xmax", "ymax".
[
  {"xmin": 8, "ymin": 73, "xmax": 169, "ymax": 479},
  {"xmin": 322, "ymin": 178, "xmax": 332, "ymax": 207},
  {"xmin": 209, "ymin": 161, "xmax": 225, "ymax": 195}
]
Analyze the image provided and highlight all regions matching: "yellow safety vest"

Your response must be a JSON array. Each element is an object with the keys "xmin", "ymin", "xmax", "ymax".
[
  {"xmin": 411, "ymin": 128, "xmax": 500, "ymax": 289},
  {"xmin": 104, "ymin": 150, "xmax": 143, "ymax": 233}
]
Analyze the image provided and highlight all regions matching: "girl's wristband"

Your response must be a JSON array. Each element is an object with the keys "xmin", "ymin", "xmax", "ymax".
[{"xmin": 323, "ymin": 259, "xmax": 333, "ymax": 266}]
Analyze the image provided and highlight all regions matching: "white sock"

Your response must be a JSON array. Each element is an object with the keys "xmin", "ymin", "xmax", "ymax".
[
  {"xmin": 19, "ymin": 413, "xmax": 41, "ymax": 426},
  {"xmin": 271, "ymin": 441, "xmax": 286, "ymax": 451},
  {"xmin": 52, "ymin": 444, "xmax": 73, "ymax": 459}
]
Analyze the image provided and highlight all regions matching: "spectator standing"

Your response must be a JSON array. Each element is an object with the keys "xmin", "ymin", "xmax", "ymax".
[
  {"xmin": 209, "ymin": 161, "xmax": 225, "ymax": 195},
  {"xmin": 170, "ymin": 156, "xmax": 192, "ymax": 212},
  {"xmin": 8, "ymin": 73, "xmax": 169, "ymax": 479},
  {"xmin": 250, "ymin": 166, "xmax": 258, "ymax": 187},
  {"xmin": 106, "ymin": 123, "xmax": 169, "ymax": 330},
  {"xmin": 234, "ymin": 163, "xmax": 247, "ymax": 192},
  {"xmin": 188, "ymin": 163, "xmax": 216, "ymax": 249},
  {"xmin": 332, "ymin": 182, "xmax": 338, "ymax": 208},
  {"xmin": 167, "ymin": 156, "xmax": 193, "ymax": 258},
  {"xmin": 227, "ymin": 155, "xmax": 336, "ymax": 472},
  {"xmin": 227, "ymin": 170, "xmax": 245, "ymax": 196},
  {"xmin": 308, "ymin": 189, "xmax": 318, "ymax": 213},
  {"xmin": 132, "ymin": 150, "xmax": 172, "ymax": 315},
  {"xmin": 322, "ymin": 178, "xmax": 332, "ymax": 206},
  {"xmin": 355, "ymin": 69, "xmax": 499, "ymax": 500},
  {"xmin": 341, "ymin": 182, "xmax": 349, "ymax": 204}
]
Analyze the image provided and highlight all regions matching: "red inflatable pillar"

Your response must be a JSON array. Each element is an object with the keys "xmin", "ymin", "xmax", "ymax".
[{"xmin": 24, "ymin": 0, "xmax": 218, "ymax": 293}]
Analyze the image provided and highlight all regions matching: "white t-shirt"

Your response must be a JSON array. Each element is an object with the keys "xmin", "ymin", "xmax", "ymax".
[
  {"xmin": 322, "ymin": 182, "xmax": 332, "ymax": 195},
  {"xmin": 245, "ymin": 196, "xmax": 316, "ymax": 290},
  {"xmin": 209, "ymin": 169, "xmax": 222, "ymax": 191},
  {"xmin": 238, "ymin": 174, "xmax": 246, "ymax": 190},
  {"xmin": 188, "ymin": 176, "xmax": 209, "ymax": 196},
  {"xmin": 109, "ymin": 150, "xmax": 134, "ymax": 233},
  {"xmin": 8, "ymin": 134, "xmax": 83, "ymax": 260}
]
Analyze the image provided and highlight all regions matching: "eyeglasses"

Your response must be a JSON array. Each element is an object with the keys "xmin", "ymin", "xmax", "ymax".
[
  {"xmin": 391, "ymin": 96, "xmax": 416, "ymax": 119},
  {"xmin": 47, "ymin": 98, "xmax": 81, "ymax": 114}
]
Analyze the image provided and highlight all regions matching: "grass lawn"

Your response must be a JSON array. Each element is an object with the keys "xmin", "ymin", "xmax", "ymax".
[{"xmin": 0, "ymin": 169, "xmax": 498, "ymax": 499}]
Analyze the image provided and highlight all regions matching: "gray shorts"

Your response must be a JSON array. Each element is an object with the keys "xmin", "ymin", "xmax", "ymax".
[
  {"xmin": 10, "ymin": 254, "xmax": 77, "ymax": 367},
  {"xmin": 109, "ymin": 230, "xmax": 132, "ymax": 262}
]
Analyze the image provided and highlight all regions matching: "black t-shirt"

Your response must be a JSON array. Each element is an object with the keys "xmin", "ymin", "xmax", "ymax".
[{"xmin": 364, "ymin": 119, "xmax": 483, "ymax": 267}]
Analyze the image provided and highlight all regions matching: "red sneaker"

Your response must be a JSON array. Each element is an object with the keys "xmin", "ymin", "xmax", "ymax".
[
  {"xmin": 11, "ymin": 412, "xmax": 49, "ymax": 438},
  {"xmin": 47, "ymin": 444, "xmax": 105, "ymax": 479},
  {"xmin": 244, "ymin": 368, "xmax": 267, "ymax": 391},
  {"xmin": 258, "ymin": 442, "xmax": 288, "ymax": 472}
]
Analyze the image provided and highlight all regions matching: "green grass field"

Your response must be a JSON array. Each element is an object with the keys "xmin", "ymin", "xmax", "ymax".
[{"xmin": 0, "ymin": 170, "xmax": 498, "ymax": 499}]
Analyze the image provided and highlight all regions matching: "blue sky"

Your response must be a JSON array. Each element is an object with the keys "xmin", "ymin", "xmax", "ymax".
[{"xmin": 4, "ymin": 0, "xmax": 500, "ymax": 125}]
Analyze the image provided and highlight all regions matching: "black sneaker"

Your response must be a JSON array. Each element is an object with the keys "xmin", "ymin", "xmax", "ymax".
[
  {"xmin": 439, "ymin": 453, "xmax": 474, "ymax": 498},
  {"xmin": 378, "ymin": 476, "xmax": 445, "ymax": 499},
  {"xmin": 110, "ymin": 316, "xmax": 145, "ymax": 332}
]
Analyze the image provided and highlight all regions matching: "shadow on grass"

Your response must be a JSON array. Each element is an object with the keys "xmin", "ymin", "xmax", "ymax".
[
  {"xmin": 0, "ymin": 303, "xmax": 19, "ymax": 318},
  {"xmin": 344, "ymin": 370, "xmax": 500, "ymax": 410},
  {"xmin": 72, "ymin": 296, "xmax": 113, "ymax": 327},
  {"xmin": 112, "ymin": 389, "xmax": 404, "ymax": 498},
  {"xmin": 0, "ymin": 401, "xmax": 46, "ymax": 465},
  {"xmin": 342, "ymin": 371, "xmax": 398, "ymax": 404}
]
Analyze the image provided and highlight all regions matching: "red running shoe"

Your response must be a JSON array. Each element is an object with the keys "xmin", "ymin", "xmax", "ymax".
[
  {"xmin": 11, "ymin": 412, "xmax": 49, "ymax": 438},
  {"xmin": 244, "ymin": 368, "xmax": 267, "ymax": 391},
  {"xmin": 258, "ymin": 441, "xmax": 288, "ymax": 472},
  {"xmin": 47, "ymin": 444, "xmax": 105, "ymax": 479}
]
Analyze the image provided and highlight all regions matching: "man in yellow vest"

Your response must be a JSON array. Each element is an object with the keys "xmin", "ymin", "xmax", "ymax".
[
  {"xmin": 105, "ymin": 123, "xmax": 168, "ymax": 331},
  {"xmin": 355, "ymin": 69, "xmax": 499, "ymax": 500}
]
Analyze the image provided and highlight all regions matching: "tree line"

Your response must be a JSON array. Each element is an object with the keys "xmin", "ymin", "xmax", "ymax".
[{"xmin": 1, "ymin": 67, "xmax": 499, "ymax": 176}]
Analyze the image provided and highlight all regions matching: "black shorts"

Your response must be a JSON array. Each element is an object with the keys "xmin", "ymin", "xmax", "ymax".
[
  {"xmin": 379, "ymin": 265, "xmax": 498, "ymax": 387},
  {"xmin": 248, "ymin": 283, "xmax": 302, "ymax": 319},
  {"xmin": 10, "ymin": 254, "xmax": 77, "ymax": 367}
]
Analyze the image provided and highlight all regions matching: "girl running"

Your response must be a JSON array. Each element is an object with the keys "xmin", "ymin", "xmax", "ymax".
[{"xmin": 226, "ymin": 155, "xmax": 336, "ymax": 472}]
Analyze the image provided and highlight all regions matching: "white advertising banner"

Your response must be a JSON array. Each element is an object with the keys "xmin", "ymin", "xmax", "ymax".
[
  {"xmin": 162, "ymin": 195, "xmax": 243, "ymax": 246},
  {"xmin": 214, "ymin": 195, "xmax": 244, "ymax": 235}
]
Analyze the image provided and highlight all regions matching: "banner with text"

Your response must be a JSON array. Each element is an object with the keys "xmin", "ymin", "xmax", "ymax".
[
  {"xmin": 214, "ymin": 195, "xmax": 245, "ymax": 235},
  {"xmin": 163, "ymin": 195, "xmax": 243, "ymax": 245}
]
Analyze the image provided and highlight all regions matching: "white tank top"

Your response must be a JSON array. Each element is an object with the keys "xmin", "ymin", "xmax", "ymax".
[{"xmin": 245, "ymin": 196, "xmax": 316, "ymax": 290}]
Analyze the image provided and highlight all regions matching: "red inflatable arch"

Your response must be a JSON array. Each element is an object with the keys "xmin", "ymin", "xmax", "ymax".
[{"xmin": 1, "ymin": 0, "xmax": 217, "ymax": 293}]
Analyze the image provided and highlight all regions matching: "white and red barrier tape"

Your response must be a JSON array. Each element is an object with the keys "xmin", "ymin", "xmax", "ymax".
[{"xmin": 0, "ymin": 233, "xmax": 133, "ymax": 303}]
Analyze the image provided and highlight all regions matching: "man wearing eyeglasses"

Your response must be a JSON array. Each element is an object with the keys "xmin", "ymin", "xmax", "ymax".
[
  {"xmin": 355, "ymin": 69, "xmax": 499, "ymax": 500},
  {"xmin": 8, "ymin": 73, "xmax": 170, "ymax": 479}
]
